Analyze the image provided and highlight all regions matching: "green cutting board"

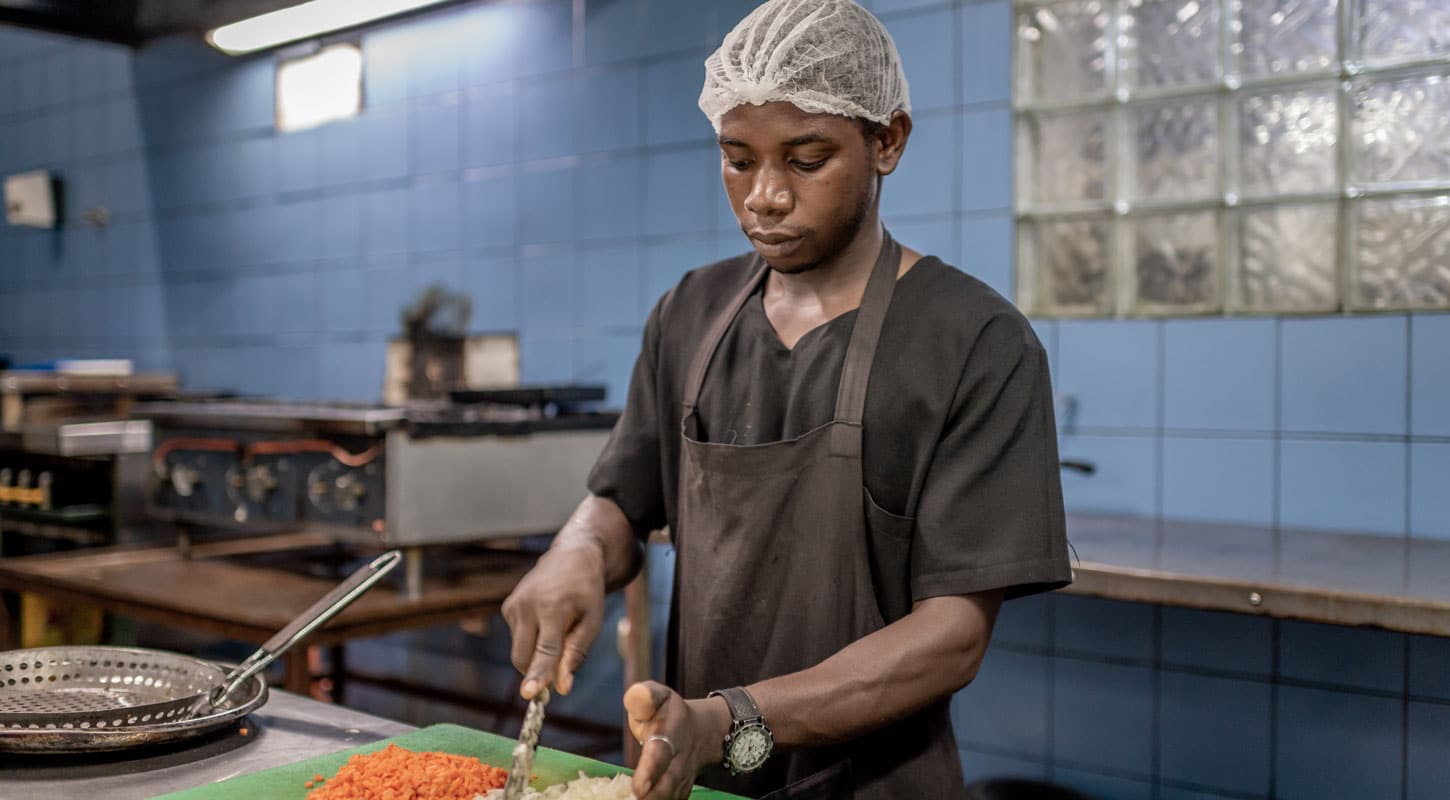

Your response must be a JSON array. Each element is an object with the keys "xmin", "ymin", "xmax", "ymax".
[{"xmin": 152, "ymin": 723, "xmax": 748, "ymax": 800}]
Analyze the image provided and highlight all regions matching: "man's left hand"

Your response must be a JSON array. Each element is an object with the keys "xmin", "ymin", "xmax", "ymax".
[{"xmin": 624, "ymin": 681, "xmax": 731, "ymax": 800}]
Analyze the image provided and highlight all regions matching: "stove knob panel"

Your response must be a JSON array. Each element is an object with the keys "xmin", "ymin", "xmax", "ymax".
[
  {"xmin": 244, "ymin": 464, "xmax": 279, "ymax": 505},
  {"xmin": 170, "ymin": 464, "xmax": 202, "ymax": 498},
  {"xmin": 334, "ymin": 471, "xmax": 367, "ymax": 512}
]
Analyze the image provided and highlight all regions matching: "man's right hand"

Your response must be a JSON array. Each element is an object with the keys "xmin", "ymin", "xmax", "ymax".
[{"xmin": 501, "ymin": 542, "xmax": 608, "ymax": 699}]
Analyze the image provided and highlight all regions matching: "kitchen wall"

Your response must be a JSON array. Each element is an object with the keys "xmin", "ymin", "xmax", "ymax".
[{"xmin": 2, "ymin": 1, "xmax": 1448, "ymax": 797}]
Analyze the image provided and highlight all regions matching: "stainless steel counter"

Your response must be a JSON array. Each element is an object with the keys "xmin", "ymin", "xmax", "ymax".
[
  {"xmin": 0, "ymin": 691, "xmax": 414, "ymax": 800},
  {"xmin": 1065, "ymin": 513, "xmax": 1450, "ymax": 636}
]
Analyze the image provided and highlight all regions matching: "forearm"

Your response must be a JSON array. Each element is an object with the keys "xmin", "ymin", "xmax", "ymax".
[
  {"xmin": 549, "ymin": 495, "xmax": 644, "ymax": 591},
  {"xmin": 745, "ymin": 592, "xmax": 1002, "ymax": 748}
]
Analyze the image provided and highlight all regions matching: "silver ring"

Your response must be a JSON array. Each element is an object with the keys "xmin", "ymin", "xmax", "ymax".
[{"xmin": 645, "ymin": 734, "xmax": 677, "ymax": 760}]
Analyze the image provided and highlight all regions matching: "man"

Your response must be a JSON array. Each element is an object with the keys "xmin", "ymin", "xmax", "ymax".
[{"xmin": 502, "ymin": 1, "xmax": 1071, "ymax": 797}]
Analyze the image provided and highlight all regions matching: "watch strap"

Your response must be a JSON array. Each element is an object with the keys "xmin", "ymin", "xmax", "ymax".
[{"xmin": 709, "ymin": 686, "xmax": 762, "ymax": 723}]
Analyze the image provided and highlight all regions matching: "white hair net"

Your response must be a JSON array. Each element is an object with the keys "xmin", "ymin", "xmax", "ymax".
[{"xmin": 699, "ymin": 0, "xmax": 911, "ymax": 133}]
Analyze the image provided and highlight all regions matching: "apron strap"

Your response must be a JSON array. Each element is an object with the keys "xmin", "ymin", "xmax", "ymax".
[
  {"xmin": 682, "ymin": 256, "xmax": 769, "ymax": 416},
  {"xmin": 830, "ymin": 231, "xmax": 901, "ymax": 457},
  {"xmin": 682, "ymin": 229, "xmax": 903, "ymax": 455}
]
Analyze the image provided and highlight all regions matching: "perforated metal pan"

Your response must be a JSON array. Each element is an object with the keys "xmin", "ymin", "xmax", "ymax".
[{"xmin": 0, "ymin": 646, "xmax": 268, "ymax": 753}]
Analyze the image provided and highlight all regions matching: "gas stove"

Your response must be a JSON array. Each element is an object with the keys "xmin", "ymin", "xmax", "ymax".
[{"xmin": 133, "ymin": 388, "xmax": 618, "ymax": 548}]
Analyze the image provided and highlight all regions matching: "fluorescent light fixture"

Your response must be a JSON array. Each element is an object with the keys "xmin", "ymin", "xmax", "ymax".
[
  {"xmin": 276, "ymin": 43, "xmax": 363, "ymax": 131},
  {"xmin": 208, "ymin": 0, "xmax": 452, "ymax": 55}
]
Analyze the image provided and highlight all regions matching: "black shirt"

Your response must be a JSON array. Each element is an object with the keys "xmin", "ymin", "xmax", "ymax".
[{"xmin": 587, "ymin": 252, "xmax": 1071, "ymax": 601}]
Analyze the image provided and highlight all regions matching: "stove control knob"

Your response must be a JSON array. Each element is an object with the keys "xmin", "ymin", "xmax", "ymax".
[
  {"xmin": 333, "ymin": 472, "xmax": 367, "ymax": 512},
  {"xmin": 170, "ymin": 464, "xmax": 202, "ymax": 498},
  {"xmin": 244, "ymin": 464, "xmax": 278, "ymax": 504}
]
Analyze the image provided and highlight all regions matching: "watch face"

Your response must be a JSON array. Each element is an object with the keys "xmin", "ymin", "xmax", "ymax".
[{"xmin": 727, "ymin": 723, "xmax": 772, "ymax": 772}]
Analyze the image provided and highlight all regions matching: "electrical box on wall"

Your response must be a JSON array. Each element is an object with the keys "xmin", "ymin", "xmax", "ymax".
[{"xmin": 4, "ymin": 171, "xmax": 62, "ymax": 229}]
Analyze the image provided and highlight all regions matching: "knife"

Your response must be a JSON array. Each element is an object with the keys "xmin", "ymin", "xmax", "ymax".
[{"xmin": 503, "ymin": 688, "xmax": 550, "ymax": 800}]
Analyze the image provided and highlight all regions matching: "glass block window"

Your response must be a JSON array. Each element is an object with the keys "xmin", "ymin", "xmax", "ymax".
[{"xmin": 1014, "ymin": 0, "xmax": 1450, "ymax": 316}]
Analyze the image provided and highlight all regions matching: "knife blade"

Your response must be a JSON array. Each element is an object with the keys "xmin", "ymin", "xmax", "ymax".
[{"xmin": 503, "ymin": 688, "xmax": 550, "ymax": 800}]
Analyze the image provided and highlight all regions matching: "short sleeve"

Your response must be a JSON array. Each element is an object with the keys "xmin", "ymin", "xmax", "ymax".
[
  {"xmin": 586, "ymin": 298, "xmax": 669, "ymax": 540},
  {"xmin": 909, "ymin": 315, "xmax": 1072, "ymax": 601}
]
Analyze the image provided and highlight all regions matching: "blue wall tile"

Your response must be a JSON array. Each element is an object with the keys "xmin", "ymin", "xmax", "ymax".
[
  {"xmin": 956, "ymin": 214, "xmax": 1011, "ymax": 298},
  {"xmin": 583, "ymin": 0, "xmax": 645, "ymax": 67},
  {"xmin": 1162, "ymin": 436, "xmax": 1275, "ymax": 525},
  {"xmin": 574, "ymin": 157, "xmax": 644, "ymax": 242},
  {"xmin": 519, "ymin": 247, "xmax": 576, "ymax": 329},
  {"xmin": 953, "ymin": 648, "xmax": 1050, "ymax": 759},
  {"xmin": 574, "ymin": 67, "xmax": 641, "ymax": 154},
  {"xmin": 319, "ymin": 268, "xmax": 368, "ymax": 336},
  {"xmin": 1279, "ymin": 439, "xmax": 1406, "ymax": 535},
  {"xmin": 1053, "ymin": 659, "xmax": 1154, "ymax": 775},
  {"xmin": 962, "ymin": 108, "xmax": 1012, "ymax": 211},
  {"xmin": 644, "ymin": 148, "xmax": 715, "ymax": 236},
  {"xmin": 1158, "ymin": 788, "xmax": 1244, "ymax": 800},
  {"xmin": 1408, "ymin": 701, "xmax": 1450, "ymax": 800},
  {"xmin": 574, "ymin": 243, "xmax": 644, "ymax": 328},
  {"xmin": 991, "ymin": 593, "xmax": 1051, "ymax": 649},
  {"xmin": 646, "ymin": 53, "xmax": 714, "ymax": 147},
  {"xmin": 1058, "ymin": 433, "xmax": 1158, "ymax": 517},
  {"xmin": 1281, "ymin": 316, "xmax": 1408, "ymax": 435},
  {"xmin": 1411, "ymin": 443, "xmax": 1450, "ymax": 540},
  {"xmin": 518, "ymin": 166, "xmax": 577, "ymax": 246},
  {"xmin": 962, "ymin": 0, "xmax": 1013, "ymax": 104},
  {"xmin": 888, "ymin": 217, "xmax": 960, "ymax": 273},
  {"xmin": 362, "ymin": 108, "xmax": 410, "ymax": 181},
  {"xmin": 364, "ymin": 27, "xmax": 411, "ymax": 108},
  {"xmin": 1054, "ymin": 596, "xmax": 1155, "ymax": 661},
  {"xmin": 463, "ymin": 84, "xmax": 515, "ymax": 167},
  {"xmin": 884, "ymin": 8, "xmax": 957, "ymax": 112},
  {"xmin": 1052, "ymin": 767, "xmax": 1154, "ymax": 800},
  {"xmin": 572, "ymin": 331, "xmax": 642, "ymax": 405},
  {"xmin": 319, "ymin": 339, "xmax": 387, "ymax": 402},
  {"xmin": 1408, "ymin": 634, "xmax": 1450, "ymax": 701},
  {"xmin": 1278, "ymin": 620, "xmax": 1406, "ymax": 693},
  {"xmin": 408, "ymin": 178, "xmax": 463, "ymax": 254},
  {"xmin": 318, "ymin": 192, "xmax": 366, "ymax": 260},
  {"xmin": 1160, "ymin": 608, "xmax": 1273, "ymax": 678},
  {"xmin": 1164, "ymin": 318, "xmax": 1276, "ymax": 431},
  {"xmin": 1058, "ymin": 320, "xmax": 1161, "ymax": 430},
  {"xmin": 1275, "ymin": 687, "xmax": 1403, "ymax": 800},
  {"xmin": 881, "ymin": 110, "xmax": 955, "ymax": 218},
  {"xmin": 461, "ymin": 173, "xmax": 518, "ymax": 250},
  {"xmin": 467, "ymin": 255, "xmax": 520, "ymax": 331},
  {"xmin": 958, "ymin": 750, "xmax": 1049, "ymax": 784},
  {"xmin": 1411, "ymin": 313, "xmax": 1450, "ymax": 436},
  {"xmin": 460, "ymin": 3, "xmax": 521, "ymax": 86},
  {"xmin": 643, "ymin": 0, "xmax": 710, "ymax": 57},
  {"xmin": 513, "ymin": 0, "xmax": 574, "ymax": 79},
  {"xmin": 520, "ymin": 328, "xmax": 575, "ymax": 383},
  {"xmin": 1159, "ymin": 672, "xmax": 1271, "ymax": 797},
  {"xmin": 402, "ymin": 15, "xmax": 464, "ymax": 98},
  {"xmin": 408, "ymin": 100, "xmax": 462, "ymax": 175},
  {"xmin": 643, "ymin": 238, "xmax": 716, "ymax": 307}
]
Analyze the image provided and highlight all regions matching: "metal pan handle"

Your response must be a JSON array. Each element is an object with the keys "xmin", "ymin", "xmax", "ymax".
[{"xmin": 208, "ymin": 550, "xmax": 403, "ymax": 707}]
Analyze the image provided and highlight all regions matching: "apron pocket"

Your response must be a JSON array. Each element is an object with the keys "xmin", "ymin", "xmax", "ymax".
[
  {"xmin": 759, "ymin": 759, "xmax": 854, "ymax": 800},
  {"xmin": 864, "ymin": 487, "xmax": 914, "ymax": 625}
]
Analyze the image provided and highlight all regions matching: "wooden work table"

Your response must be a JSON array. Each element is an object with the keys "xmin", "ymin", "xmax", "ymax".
[{"xmin": 0, "ymin": 532, "xmax": 536, "ymax": 692}]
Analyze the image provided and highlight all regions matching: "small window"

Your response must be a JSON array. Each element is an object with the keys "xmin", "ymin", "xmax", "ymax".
[{"xmin": 275, "ymin": 43, "xmax": 363, "ymax": 133}]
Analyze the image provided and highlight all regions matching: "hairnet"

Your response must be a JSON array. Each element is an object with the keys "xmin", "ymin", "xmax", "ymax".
[{"xmin": 698, "ymin": 0, "xmax": 911, "ymax": 133}]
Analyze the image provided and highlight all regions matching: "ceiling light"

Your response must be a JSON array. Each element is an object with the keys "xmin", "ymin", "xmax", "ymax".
[{"xmin": 207, "ymin": 0, "xmax": 452, "ymax": 55}]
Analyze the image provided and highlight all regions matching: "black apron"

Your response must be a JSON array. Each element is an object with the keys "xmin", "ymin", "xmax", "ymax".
[{"xmin": 669, "ymin": 231, "xmax": 966, "ymax": 799}]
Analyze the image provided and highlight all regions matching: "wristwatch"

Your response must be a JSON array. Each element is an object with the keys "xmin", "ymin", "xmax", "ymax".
[{"xmin": 708, "ymin": 687, "xmax": 773, "ymax": 776}]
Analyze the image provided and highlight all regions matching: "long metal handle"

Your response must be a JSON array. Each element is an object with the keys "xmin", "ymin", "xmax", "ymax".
[{"xmin": 209, "ymin": 550, "xmax": 402, "ymax": 706}]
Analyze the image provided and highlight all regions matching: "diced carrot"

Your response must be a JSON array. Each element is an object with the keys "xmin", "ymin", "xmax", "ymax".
[{"xmin": 304, "ymin": 744, "xmax": 510, "ymax": 800}]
